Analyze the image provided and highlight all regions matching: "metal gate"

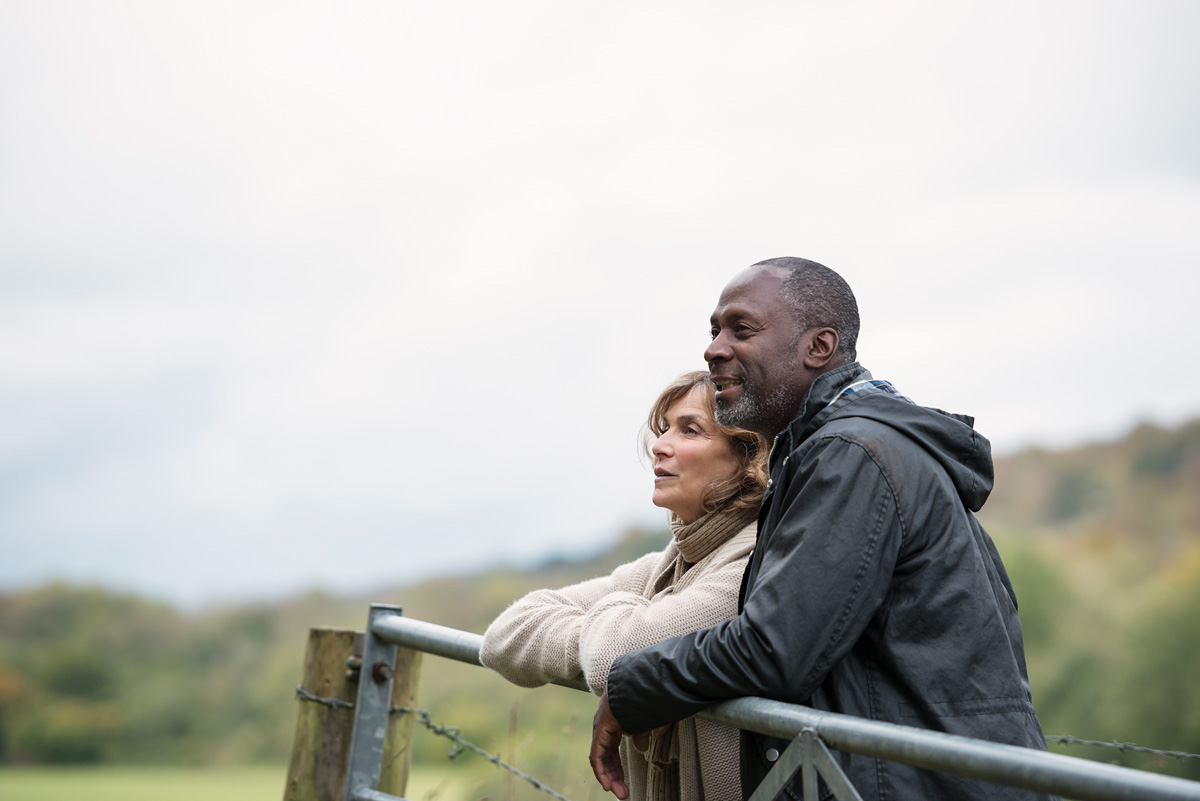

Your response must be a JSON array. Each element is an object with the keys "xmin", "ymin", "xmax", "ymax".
[{"xmin": 342, "ymin": 604, "xmax": 1200, "ymax": 801}]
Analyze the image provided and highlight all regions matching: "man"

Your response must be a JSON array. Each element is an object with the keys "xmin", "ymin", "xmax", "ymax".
[{"xmin": 590, "ymin": 258, "xmax": 1054, "ymax": 800}]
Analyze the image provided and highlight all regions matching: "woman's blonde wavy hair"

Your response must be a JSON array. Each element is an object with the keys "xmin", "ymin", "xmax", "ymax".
[{"xmin": 643, "ymin": 371, "xmax": 770, "ymax": 517}]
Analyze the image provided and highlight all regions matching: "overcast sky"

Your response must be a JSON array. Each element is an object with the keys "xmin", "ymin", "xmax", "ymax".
[{"xmin": 2, "ymin": 1, "xmax": 1198, "ymax": 608}]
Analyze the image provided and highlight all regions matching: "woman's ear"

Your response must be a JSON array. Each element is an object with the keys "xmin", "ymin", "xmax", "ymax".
[{"xmin": 803, "ymin": 327, "xmax": 839, "ymax": 369}]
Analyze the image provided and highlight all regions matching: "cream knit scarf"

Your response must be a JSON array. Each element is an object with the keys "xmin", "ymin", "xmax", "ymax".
[{"xmin": 644, "ymin": 503, "xmax": 759, "ymax": 801}]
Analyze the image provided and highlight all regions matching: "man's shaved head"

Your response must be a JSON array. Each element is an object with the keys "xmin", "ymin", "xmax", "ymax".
[{"xmin": 751, "ymin": 257, "xmax": 860, "ymax": 363}]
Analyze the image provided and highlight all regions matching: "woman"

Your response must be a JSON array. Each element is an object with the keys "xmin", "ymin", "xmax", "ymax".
[{"xmin": 480, "ymin": 371, "xmax": 769, "ymax": 801}]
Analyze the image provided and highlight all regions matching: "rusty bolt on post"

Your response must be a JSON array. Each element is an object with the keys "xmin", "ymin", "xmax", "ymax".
[{"xmin": 371, "ymin": 661, "xmax": 395, "ymax": 683}]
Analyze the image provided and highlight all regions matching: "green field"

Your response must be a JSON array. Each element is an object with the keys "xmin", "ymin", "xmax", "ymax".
[
  {"xmin": 0, "ymin": 765, "xmax": 287, "ymax": 801},
  {"xmin": 0, "ymin": 763, "xmax": 594, "ymax": 801},
  {"xmin": 0, "ymin": 764, "xmax": 496, "ymax": 801}
]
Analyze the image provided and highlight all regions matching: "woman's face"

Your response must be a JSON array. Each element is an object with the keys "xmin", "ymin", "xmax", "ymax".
[{"xmin": 651, "ymin": 386, "xmax": 741, "ymax": 524}]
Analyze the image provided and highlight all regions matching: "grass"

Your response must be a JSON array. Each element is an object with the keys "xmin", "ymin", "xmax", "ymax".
[
  {"xmin": 0, "ymin": 765, "xmax": 287, "ymax": 801},
  {"xmin": 0, "ymin": 763, "xmax": 534, "ymax": 801}
]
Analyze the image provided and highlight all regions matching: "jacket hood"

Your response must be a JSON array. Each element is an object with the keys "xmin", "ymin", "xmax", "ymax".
[{"xmin": 785, "ymin": 363, "xmax": 994, "ymax": 512}]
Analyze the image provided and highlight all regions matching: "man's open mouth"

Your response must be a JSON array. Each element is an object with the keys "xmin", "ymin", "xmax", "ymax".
[{"xmin": 712, "ymin": 377, "xmax": 743, "ymax": 392}]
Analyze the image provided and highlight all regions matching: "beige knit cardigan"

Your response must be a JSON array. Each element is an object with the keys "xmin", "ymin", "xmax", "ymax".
[{"xmin": 480, "ymin": 506, "xmax": 758, "ymax": 801}]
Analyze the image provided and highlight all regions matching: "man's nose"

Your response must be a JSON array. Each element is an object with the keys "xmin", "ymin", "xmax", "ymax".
[{"xmin": 704, "ymin": 330, "xmax": 731, "ymax": 365}]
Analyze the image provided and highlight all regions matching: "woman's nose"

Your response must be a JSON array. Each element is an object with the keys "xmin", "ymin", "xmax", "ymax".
[{"xmin": 652, "ymin": 433, "xmax": 671, "ymax": 457}]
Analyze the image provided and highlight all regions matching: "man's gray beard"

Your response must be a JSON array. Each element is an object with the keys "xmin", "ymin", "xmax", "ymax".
[{"xmin": 715, "ymin": 383, "xmax": 803, "ymax": 438}]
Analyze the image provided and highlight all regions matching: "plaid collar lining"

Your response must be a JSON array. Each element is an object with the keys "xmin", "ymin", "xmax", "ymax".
[{"xmin": 834, "ymin": 378, "xmax": 914, "ymax": 405}]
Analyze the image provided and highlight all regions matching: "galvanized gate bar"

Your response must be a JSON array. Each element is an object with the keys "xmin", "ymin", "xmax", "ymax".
[
  {"xmin": 747, "ymin": 726, "xmax": 864, "ymax": 801},
  {"xmin": 350, "ymin": 787, "xmax": 407, "ymax": 801},
  {"xmin": 802, "ymin": 729, "xmax": 864, "ymax": 801},
  {"xmin": 709, "ymin": 697, "xmax": 1200, "ymax": 801},
  {"xmin": 370, "ymin": 612, "xmax": 590, "ymax": 692},
  {"xmin": 370, "ymin": 613, "xmax": 483, "ymax": 666},
  {"xmin": 359, "ymin": 608, "xmax": 1200, "ymax": 801},
  {"xmin": 746, "ymin": 726, "xmax": 807, "ymax": 801},
  {"xmin": 343, "ymin": 605, "xmax": 402, "ymax": 801}
]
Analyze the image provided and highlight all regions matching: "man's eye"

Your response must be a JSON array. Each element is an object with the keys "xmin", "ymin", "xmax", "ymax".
[{"xmin": 709, "ymin": 327, "xmax": 719, "ymax": 340}]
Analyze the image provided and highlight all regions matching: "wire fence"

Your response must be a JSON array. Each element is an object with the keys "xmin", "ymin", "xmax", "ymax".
[
  {"xmin": 298, "ymin": 683, "xmax": 1200, "ymax": 801},
  {"xmin": 295, "ymin": 685, "xmax": 577, "ymax": 801},
  {"xmin": 1046, "ymin": 735, "xmax": 1200, "ymax": 763}
]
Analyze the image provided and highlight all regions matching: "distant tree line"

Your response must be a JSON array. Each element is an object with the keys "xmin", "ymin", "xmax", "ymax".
[{"xmin": 1, "ymin": 420, "xmax": 1198, "ymax": 790}]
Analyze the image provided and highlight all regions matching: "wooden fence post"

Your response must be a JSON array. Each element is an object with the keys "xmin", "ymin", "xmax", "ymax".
[
  {"xmin": 379, "ymin": 644, "xmax": 422, "ymax": 793},
  {"xmin": 283, "ymin": 627, "xmax": 422, "ymax": 801}
]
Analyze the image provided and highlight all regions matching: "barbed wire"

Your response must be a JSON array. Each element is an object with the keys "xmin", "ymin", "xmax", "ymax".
[
  {"xmin": 295, "ymin": 684, "xmax": 355, "ymax": 710},
  {"xmin": 393, "ymin": 704, "xmax": 576, "ymax": 801},
  {"xmin": 296, "ymin": 686, "xmax": 1200, "ymax": 799},
  {"xmin": 1047, "ymin": 734, "xmax": 1200, "ymax": 762},
  {"xmin": 295, "ymin": 686, "xmax": 576, "ymax": 801}
]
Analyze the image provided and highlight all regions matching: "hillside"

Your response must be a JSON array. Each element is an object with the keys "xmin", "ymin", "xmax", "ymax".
[
  {"xmin": 985, "ymin": 418, "xmax": 1200, "ymax": 546},
  {"xmin": 0, "ymin": 527, "xmax": 670, "ymax": 798},
  {"xmin": 974, "ymin": 419, "xmax": 1200, "ymax": 783},
  {"xmin": 2, "ymin": 420, "xmax": 1199, "ymax": 795}
]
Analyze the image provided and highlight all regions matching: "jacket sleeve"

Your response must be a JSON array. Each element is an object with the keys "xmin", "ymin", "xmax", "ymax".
[
  {"xmin": 479, "ymin": 551, "xmax": 662, "ymax": 689},
  {"xmin": 606, "ymin": 435, "xmax": 903, "ymax": 734},
  {"xmin": 576, "ymin": 532, "xmax": 754, "ymax": 695}
]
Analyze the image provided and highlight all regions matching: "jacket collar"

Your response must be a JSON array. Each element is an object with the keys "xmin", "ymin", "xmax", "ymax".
[{"xmin": 771, "ymin": 362, "xmax": 868, "ymax": 466}]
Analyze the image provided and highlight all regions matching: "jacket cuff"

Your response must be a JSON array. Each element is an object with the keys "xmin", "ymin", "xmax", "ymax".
[{"xmin": 607, "ymin": 653, "xmax": 650, "ymax": 735}]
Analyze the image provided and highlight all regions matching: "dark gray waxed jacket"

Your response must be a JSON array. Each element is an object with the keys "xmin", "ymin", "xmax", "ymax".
[{"xmin": 606, "ymin": 363, "xmax": 1055, "ymax": 800}]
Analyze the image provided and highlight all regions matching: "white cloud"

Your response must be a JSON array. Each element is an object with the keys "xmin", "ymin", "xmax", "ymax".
[{"xmin": 1, "ymin": 1, "xmax": 1198, "ymax": 606}]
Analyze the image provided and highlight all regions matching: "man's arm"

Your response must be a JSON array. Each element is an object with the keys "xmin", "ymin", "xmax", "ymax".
[{"xmin": 605, "ymin": 435, "xmax": 904, "ymax": 734}]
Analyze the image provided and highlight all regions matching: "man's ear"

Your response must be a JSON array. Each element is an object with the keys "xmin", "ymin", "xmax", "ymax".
[{"xmin": 803, "ymin": 327, "xmax": 839, "ymax": 369}]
